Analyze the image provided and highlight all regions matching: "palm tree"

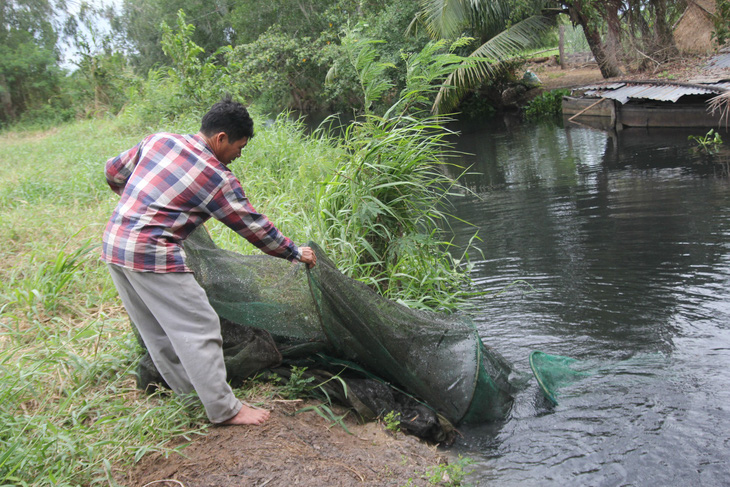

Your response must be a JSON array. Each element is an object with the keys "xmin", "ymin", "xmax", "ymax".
[
  {"xmin": 412, "ymin": 0, "xmax": 625, "ymax": 113},
  {"xmin": 411, "ymin": 0, "xmax": 559, "ymax": 113}
]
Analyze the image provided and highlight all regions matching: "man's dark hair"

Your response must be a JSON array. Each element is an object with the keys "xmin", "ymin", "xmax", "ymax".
[{"xmin": 200, "ymin": 95, "xmax": 254, "ymax": 142}]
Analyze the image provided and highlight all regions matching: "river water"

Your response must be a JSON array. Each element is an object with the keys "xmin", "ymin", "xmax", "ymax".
[{"xmin": 443, "ymin": 118, "xmax": 730, "ymax": 486}]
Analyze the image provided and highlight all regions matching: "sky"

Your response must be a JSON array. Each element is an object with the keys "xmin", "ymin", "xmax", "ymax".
[{"xmin": 57, "ymin": 0, "xmax": 122, "ymax": 69}]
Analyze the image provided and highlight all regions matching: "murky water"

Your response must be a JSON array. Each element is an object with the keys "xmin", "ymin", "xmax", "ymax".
[{"xmin": 444, "ymin": 118, "xmax": 730, "ymax": 486}]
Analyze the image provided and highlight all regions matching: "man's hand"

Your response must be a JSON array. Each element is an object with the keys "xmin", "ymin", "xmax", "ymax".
[{"xmin": 299, "ymin": 247, "xmax": 317, "ymax": 268}]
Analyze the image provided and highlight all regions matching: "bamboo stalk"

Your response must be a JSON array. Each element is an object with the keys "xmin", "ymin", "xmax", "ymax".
[{"xmin": 568, "ymin": 98, "xmax": 606, "ymax": 122}]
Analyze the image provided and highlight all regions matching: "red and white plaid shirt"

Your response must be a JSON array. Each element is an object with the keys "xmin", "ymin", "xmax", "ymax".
[{"xmin": 102, "ymin": 133, "xmax": 301, "ymax": 273}]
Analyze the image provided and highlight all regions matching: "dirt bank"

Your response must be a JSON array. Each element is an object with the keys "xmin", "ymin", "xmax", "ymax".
[
  {"xmin": 527, "ymin": 51, "xmax": 725, "ymax": 93},
  {"xmin": 120, "ymin": 399, "xmax": 451, "ymax": 487}
]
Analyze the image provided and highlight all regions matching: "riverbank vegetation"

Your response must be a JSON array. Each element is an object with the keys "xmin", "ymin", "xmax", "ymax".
[{"xmin": 6, "ymin": 0, "xmax": 716, "ymax": 129}]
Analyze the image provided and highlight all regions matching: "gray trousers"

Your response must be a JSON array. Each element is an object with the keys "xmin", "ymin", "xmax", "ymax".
[{"xmin": 108, "ymin": 264, "xmax": 241, "ymax": 423}]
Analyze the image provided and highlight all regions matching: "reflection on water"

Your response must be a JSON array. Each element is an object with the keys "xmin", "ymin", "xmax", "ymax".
[{"xmin": 444, "ymin": 118, "xmax": 730, "ymax": 485}]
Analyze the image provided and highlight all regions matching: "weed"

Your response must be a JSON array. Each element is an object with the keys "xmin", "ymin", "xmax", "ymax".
[
  {"xmin": 3, "ymin": 236, "xmax": 96, "ymax": 314},
  {"xmin": 423, "ymin": 455, "xmax": 475, "ymax": 486},
  {"xmin": 296, "ymin": 403, "xmax": 352, "ymax": 434},
  {"xmin": 278, "ymin": 366, "xmax": 316, "ymax": 400},
  {"xmin": 0, "ymin": 49, "xmax": 479, "ymax": 483},
  {"xmin": 383, "ymin": 410, "xmax": 402, "ymax": 434},
  {"xmin": 689, "ymin": 129, "xmax": 724, "ymax": 154},
  {"xmin": 524, "ymin": 89, "xmax": 570, "ymax": 121}
]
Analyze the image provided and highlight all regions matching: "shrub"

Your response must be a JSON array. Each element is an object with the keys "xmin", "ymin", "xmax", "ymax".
[{"xmin": 524, "ymin": 89, "xmax": 569, "ymax": 121}]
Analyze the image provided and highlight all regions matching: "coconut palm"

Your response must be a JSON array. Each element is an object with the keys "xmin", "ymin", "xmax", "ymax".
[{"xmin": 411, "ymin": 0, "xmax": 558, "ymax": 113}]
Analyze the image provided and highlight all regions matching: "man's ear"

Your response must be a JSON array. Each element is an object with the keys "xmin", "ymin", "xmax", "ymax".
[{"xmin": 214, "ymin": 132, "xmax": 227, "ymax": 145}]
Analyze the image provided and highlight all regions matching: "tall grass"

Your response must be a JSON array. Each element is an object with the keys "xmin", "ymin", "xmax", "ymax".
[{"xmin": 316, "ymin": 113, "xmax": 472, "ymax": 309}]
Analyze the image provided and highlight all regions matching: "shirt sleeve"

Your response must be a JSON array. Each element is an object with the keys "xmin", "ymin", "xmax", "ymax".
[
  {"xmin": 104, "ymin": 142, "xmax": 143, "ymax": 196},
  {"xmin": 207, "ymin": 175, "xmax": 302, "ymax": 262}
]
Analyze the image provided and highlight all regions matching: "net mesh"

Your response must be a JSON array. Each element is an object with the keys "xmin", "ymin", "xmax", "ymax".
[
  {"xmin": 133, "ymin": 227, "xmax": 517, "ymax": 433},
  {"xmin": 529, "ymin": 351, "xmax": 592, "ymax": 405}
]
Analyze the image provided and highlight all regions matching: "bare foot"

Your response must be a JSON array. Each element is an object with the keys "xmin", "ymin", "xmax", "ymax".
[{"xmin": 219, "ymin": 404, "xmax": 270, "ymax": 426}]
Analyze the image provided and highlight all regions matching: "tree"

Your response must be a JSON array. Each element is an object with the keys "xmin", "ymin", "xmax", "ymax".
[
  {"xmin": 415, "ymin": 0, "xmax": 686, "ymax": 112},
  {"xmin": 115, "ymin": 0, "xmax": 234, "ymax": 73},
  {"xmin": 0, "ymin": 0, "xmax": 62, "ymax": 123},
  {"xmin": 412, "ymin": 0, "xmax": 557, "ymax": 113},
  {"xmin": 227, "ymin": 0, "xmax": 339, "ymax": 45},
  {"xmin": 560, "ymin": 0, "xmax": 624, "ymax": 78},
  {"xmin": 559, "ymin": 0, "xmax": 681, "ymax": 77},
  {"xmin": 621, "ymin": 0, "xmax": 680, "ymax": 68}
]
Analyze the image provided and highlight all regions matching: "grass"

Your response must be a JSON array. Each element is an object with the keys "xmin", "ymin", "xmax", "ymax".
[
  {"xmin": 0, "ymin": 119, "xmax": 220, "ymax": 486},
  {"xmin": 0, "ymin": 99, "xmax": 475, "ymax": 484}
]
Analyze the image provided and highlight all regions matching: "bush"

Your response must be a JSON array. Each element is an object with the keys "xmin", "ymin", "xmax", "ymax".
[{"xmin": 524, "ymin": 89, "xmax": 569, "ymax": 120}]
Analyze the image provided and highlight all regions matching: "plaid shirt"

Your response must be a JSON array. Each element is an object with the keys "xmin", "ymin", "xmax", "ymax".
[{"xmin": 102, "ymin": 133, "xmax": 301, "ymax": 273}]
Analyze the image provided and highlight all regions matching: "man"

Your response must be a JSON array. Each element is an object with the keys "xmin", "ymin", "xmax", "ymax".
[{"xmin": 102, "ymin": 96, "xmax": 316, "ymax": 426}]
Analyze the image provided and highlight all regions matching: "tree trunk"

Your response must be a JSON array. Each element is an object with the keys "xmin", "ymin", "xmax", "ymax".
[
  {"xmin": 650, "ymin": 0, "xmax": 679, "ymax": 61},
  {"xmin": 605, "ymin": 0, "xmax": 623, "ymax": 69},
  {"xmin": 559, "ymin": 24, "xmax": 566, "ymax": 70},
  {"xmin": 567, "ymin": 1, "xmax": 624, "ymax": 78},
  {"xmin": 0, "ymin": 75, "xmax": 14, "ymax": 122}
]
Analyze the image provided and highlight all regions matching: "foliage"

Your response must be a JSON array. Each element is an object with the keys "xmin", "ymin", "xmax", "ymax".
[
  {"xmin": 457, "ymin": 92, "xmax": 497, "ymax": 119},
  {"xmin": 228, "ymin": 0, "xmax": 339, "ymax": 45},
  {"xmin": 160, "ymin": 10, "xmax": 233, "ymax": 105},
  {"xmin": 713, "ymin": 0, "xmax": 730, "ymax": 46},
  {"xmin": 0, "ymin": 43, "xmax": 478, "ymax": 483},
  {"xmin": 0, "ymin": 0, "xmax": 63, "ymax": 126},
  {"xmin": 227, "ymin": 25, "xmax": 332, "ymax": 113},
  {"xmin": 558, "ymin": 0, "xmax": 685, "ymax": 76},
  {"xmin": 411, "ymin": 0, "xmax": 557, "ymax": 113},
  {"xmin": 423, "ymin": 455, "xmax": 475, "ymax": 486},
  {"xmin": 6, "ymin": 237, "xmax": 95, "ymax": 314},
  {"xmin": 278, "ymin": 366, "xmax": 317, "ymax": 399},
  {"xmin": 524, "ymin": 88, "xmax": 569, "ymax": 120},
  {"xmin": 382, "ymin": 410, "xmax": 402, "ymax": 433},
  {"xmin": 116, "ymin": 0, "xmax": 233, "ymax": 74},
  {"xmin": 0, "ymin": 322, "xmax": 209, "ymax": 485},
  {"xmin": 317, "ymin": 115, "xmax": 473, "ymax": 309},
  {"xmin": 321, "ymin": 1, "xmax": 428, "ymax": 112},
  {"xmin": 318, "ymin": 36, "xmax": 476, "ymax": 309},
  {"xmin": 117, "ymin": 11, "xmax": 233, "ymax": 129},
  {"xmin": 281, "ymin": 365, "xmax": 352, "ymax": 433},
  {"xmin": 296, "ymin": 403, "xmax": 352, "ymax": 433},
  {"xmin": 689, "ymin": 129, "xmax": 724, "ymax": 155},
  {"xmin": 0, "ymin": 119, "xmax": 217, "ymax": 485}
]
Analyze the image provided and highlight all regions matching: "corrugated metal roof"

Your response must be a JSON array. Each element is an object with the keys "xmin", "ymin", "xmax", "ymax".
[
  {"xmin": 705, "ymin": 52, "xmax": 730, "ymax": 70},
  {"xmin": 579, "ymin": 82, "xmax": 727, "ymax": 104},
  {"xmin": 582, "ymin": 82, "xmax": 626, "ymax": 90}
]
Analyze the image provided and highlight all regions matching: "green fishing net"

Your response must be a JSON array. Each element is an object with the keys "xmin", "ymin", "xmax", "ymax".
[
  {"xmin": 529, "ymin": 351, "xmax": 592, "ymax": 405},
  {"xmin": 132, "ymin": 227, "xmax": 517, "ymax": 439}
]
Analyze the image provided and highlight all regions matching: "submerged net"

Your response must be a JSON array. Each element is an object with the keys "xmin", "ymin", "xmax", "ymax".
[
  {"xmin": 529, "ymin": 351, "xmax": 592, "ymax": 405},
  {"xmin": 133, "ymin": 227, "xmax": 517, "ymax": 437}
]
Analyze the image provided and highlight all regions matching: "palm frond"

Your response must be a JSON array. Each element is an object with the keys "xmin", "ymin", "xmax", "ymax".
[
  {"xmin": 432, "ymin": 15, "xmax": 556, "ymax": 113},
  {"xmin": 419, "ymin": 0, "xmax": 475, "ymax": 39},
  {"xmin": 468, "ymin": 0, "xmax": 512, "ymax": 39},
  {"xmin": 708, "ymin": 91, "xmax": 730, "ymax": 128}
]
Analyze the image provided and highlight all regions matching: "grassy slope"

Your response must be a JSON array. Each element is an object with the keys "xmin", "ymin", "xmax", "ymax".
[
  {"xmin": 0, "ymin": 108, "xmax": 469, "ymax": 485},
  {"xmin": 0, "ymin": 118, "xmax": 323, "ymax": 486}
]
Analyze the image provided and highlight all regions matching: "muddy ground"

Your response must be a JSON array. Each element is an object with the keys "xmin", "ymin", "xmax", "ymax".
[
  {"xmin": 120, "ymin": 399, "xmax": 449, "ymax": 487},
  {"xmin": 528, "ymin": 50, "xmax": 723, "ymax": 92}
]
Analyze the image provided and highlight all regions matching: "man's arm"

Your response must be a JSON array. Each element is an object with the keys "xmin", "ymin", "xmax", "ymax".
[
  {"xmin": 207, "ymin": 177, "xmax": 306, "ymax": 263},
  {"xmin": 105, "ymin": 142, "xmax": 143, "ymax": 196}
]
